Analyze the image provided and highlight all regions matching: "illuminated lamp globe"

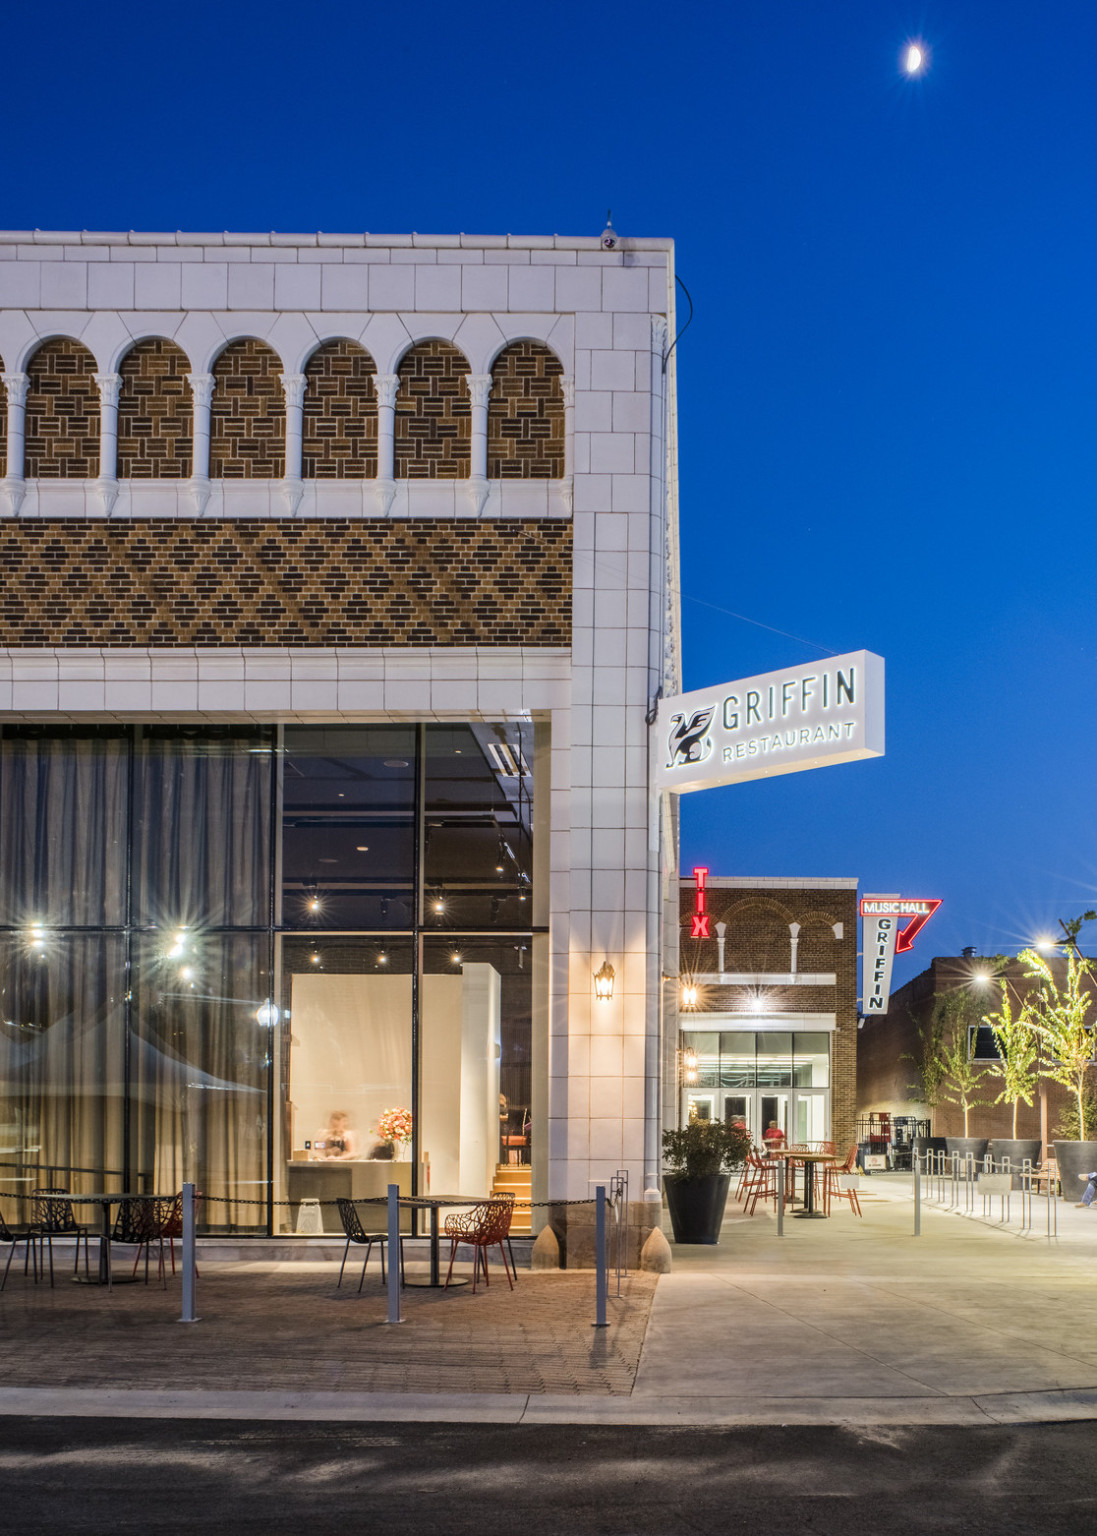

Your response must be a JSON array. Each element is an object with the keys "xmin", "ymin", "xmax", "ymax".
[
  {"xmin": 681, "ymin": 982, "xmax": 698, "ymax": 1010},
  {"xmin": 594, "ymin": 960, "xmax": 616, "ymax": 1002},
  {"xmin": 904, "ymin": 43, "xmax": 925, "ymax": 74}
]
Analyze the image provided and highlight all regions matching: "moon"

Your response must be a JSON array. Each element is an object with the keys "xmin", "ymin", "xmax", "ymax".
[{"xmin": 904, "ymin": 43, "xmax": 925, "ymax": 74}]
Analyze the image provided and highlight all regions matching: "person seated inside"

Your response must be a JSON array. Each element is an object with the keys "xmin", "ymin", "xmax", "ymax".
[
  {"xmin": 314, "ymin": 1110, "xmax": 358, "ymax": 1160},
  {"xmin": 762, "ymin": 1119, "xmax": 786, "ymax": 1150}
]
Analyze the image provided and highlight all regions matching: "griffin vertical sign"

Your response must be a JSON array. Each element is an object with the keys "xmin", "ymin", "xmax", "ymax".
[
  {"xmin": 861, "ymin": 898, "xmax": 900, "ymax": 1015},
  {"xmin": 655, "ymin": 650, "xmax": 885, "ymax": 794},
  {"xmin": 859, "ymin": 896, "xmax": 943, "ymax": 1013}
]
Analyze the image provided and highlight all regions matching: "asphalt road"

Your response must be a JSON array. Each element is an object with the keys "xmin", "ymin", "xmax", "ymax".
[{"xmin": 0, "ymin": 1418, "xmax": 1092, "ymax": 1535}]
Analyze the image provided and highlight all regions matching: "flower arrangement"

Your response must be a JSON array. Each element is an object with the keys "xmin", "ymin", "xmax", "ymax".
[{"xmin": 376, "ymin": 1107, "xmax": 413, "ymax": 1145}]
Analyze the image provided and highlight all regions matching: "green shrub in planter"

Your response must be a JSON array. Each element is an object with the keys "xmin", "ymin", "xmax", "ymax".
[
  {"xmin": 662, "ymin": 1117, "xmax": 752, "ymax": 1178},
  {"xmin": 662, "ymin": 1119, "xmax": 752, "ymax": 1243}
]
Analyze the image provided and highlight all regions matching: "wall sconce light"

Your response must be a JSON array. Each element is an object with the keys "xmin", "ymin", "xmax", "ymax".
[
  {"xmin": 594, "ymin": 960, "xmax": 615, "ymax": 1002},
  {"xmin": 677, "ymin": 1047, "xmax": 698, "ymax": 1085},
  {"xmin": 681, "ymin": 980, "xmax": 698, "ymax": 1009}
]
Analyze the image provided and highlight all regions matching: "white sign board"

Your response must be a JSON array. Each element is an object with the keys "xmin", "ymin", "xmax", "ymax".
[
  {"xmin": 861, "ymin": 897, "xmax": 899, "ymax": 1015},
  {"xmin": 655, "ymin": 650, "xmax": 884, "ymax": 795}
]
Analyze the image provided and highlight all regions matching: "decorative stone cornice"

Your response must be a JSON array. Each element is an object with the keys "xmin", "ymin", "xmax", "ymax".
[{"xmin": 559, "ymin": 376, "xmax": 575, "ymax": 410}]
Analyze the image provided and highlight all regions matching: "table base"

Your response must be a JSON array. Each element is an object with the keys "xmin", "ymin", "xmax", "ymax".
[{"xmin": 403, "ymin": 1276, "xmax": 469, "ymax": 1289}]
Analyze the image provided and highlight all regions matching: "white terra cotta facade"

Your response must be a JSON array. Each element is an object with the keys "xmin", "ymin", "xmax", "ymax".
[{"xmin": 0, "ymin": 230, "xmax": 681, "ymax": 1219}]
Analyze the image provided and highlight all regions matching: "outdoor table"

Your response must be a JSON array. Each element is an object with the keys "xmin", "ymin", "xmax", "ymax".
[
  {"xmin": 65, "ymin": 1192, "xmax": 161, "ymax": 1289},
  {"xmin": 392, "ymin": 1194, "xmax": 483, "ymax": 1288},
  {"xmin": 768, "ymin": 1152, "xmax": 836, "ymax": 1219}
]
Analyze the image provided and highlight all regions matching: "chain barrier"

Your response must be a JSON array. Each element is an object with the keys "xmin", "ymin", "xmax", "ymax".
[{"xmin": 194, "ymin": 1192, "xmax": 597, "ymax": 1209}]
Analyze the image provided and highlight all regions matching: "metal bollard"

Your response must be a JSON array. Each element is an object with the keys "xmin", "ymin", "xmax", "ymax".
[
  {"xmin": 179, "ymin": 1182, "xmax": 199, "ymax": 1323},
  {"xmin": 385, "ymin": 1183, "xmax": 402, "ymax": 1325},
  {"xmin": 914, "ymin": 1156, "xmax": 921, "ymax": 1236},
  {"xmin": 593, "ymin": 1184, "xmax": 608, "ymax": 1328}
]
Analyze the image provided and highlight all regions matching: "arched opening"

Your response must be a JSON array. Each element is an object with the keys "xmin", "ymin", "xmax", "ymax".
[
  {"xmin": 118, "ymin": 338, "xmax": 193, "ymax": 478},
  {"xmin": 394, "ymin": 340, "xmax": 470, "ymax": 479},
  {"xmin": 25, "ymin": 339, "xmax": 100, "ymax": 479},
  {"xmin": 209, "ymin": 339, "xmax": 285, "ymax": 479},
  {"xmin": 487, "ymin": 342, "xmax": 564, "ymax": 479},
  {"xmin": 302, "ymin": 341, "xmax": 377, "ymax": 479}
]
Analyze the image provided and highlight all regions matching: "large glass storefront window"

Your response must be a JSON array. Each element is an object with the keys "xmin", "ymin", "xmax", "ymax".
[
  {"xmin": 681, "ymin": 1028, "xmax": 831, "ymax": 1147},
  {"xmin": 0, "ymin": 723, "xmax": 539, "ymax": 1234}
]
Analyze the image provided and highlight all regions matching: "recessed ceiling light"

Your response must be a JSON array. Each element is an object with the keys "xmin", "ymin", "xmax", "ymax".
[
  {"xmin": 356, "ymin": 846, "xmax": 369, "ymax": 852},
  {"xmin": 384, "ymin": 760, "xmax": 409, "ymax": 768}
]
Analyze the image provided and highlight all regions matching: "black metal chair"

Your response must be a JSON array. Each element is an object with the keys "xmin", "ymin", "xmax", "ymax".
[
  {"xmin": 0, "ymin": 1206, "xmax": 38, "ymax": 1290},
  {"xmin": 31, "ymin": 1188, "xmax": 90, "ymax": 1287},
  {"xmin": 335, "ymin": 1198, "xmax": 403, "ymax": 1291},
  {"xmin": 110, "ymin": 1196, "xmax": 162, "ymax": 1284}
]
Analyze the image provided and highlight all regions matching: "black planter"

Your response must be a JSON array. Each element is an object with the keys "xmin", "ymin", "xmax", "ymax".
[
  {"xmin": 664, "ymin": 1173, "xmax": 731, "ymax": 1245},
  {"xmin": 1052, "ymin": 1141, "xmax": 1097, "ymax": 1200},
  {"xmin": 913, "ymin": 1136, "xmax": 948, "ymax": 1157},
  {"xmin": 987, "ymin": 1139, "xmax": 1041, "ymax": 1169},
  {"xmin": 945, "ymin": 1137, "xmax": 989, "ymax": 1164}
]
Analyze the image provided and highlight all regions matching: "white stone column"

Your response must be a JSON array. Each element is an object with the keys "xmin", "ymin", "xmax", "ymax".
[
  {"xmin": 560, "ymin": 375, "xmax": 575, "ymax": 512},
  {"xmin": 94, "ymin": 372, "xmax": 122, "ymax": 514},
  {"xmin": 464, "ymin": 373, "xmax": 492, "ymax": 515},
  {"xmin": 280, "ymin": 372, "xmax": 307, "ymax": 515},
  {"xmin": 187, "ymin": 372, "xmax": 215, "ymax": 515},
  {"xmin": 1, "ymin": 372, "xmax": 29, "ymax": 514},
  {"xmin": 374, "ymin": 372, "xmax": 399, "ymax": 515}
]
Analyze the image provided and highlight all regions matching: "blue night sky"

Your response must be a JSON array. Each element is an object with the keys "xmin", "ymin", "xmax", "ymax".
[{"xmin": 6, "ymin": 0, "xmax": 1096, "ymax": 983}]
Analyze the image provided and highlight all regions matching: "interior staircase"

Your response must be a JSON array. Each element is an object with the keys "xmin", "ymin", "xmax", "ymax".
[{"xmin": 491, "ymin": 1163, "xmax": 531, "ymax": 1234}]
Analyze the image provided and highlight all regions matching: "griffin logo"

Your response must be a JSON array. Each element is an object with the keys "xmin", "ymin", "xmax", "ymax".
[{"xmin": 665, "ymin": 705, "xmax": 715, "ymax": 769}]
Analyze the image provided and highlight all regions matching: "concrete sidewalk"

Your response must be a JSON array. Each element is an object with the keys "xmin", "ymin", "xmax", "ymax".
[{"xmin": 6, "ymin": 1177, "xmax": 1097, "ymax": 1426}]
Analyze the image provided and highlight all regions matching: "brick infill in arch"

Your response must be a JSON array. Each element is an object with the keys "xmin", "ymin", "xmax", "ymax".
[{"xmin": 0, "ymin": 519, "xmax": 572, "ymax": 648}]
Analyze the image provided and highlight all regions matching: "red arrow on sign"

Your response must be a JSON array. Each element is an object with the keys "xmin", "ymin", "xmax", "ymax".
[{"xmin": 895, "ymin": 900, "xmax": 942, "ymax": 954}]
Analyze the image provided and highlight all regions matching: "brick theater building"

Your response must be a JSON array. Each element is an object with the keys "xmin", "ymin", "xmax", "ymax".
[
  {"xmin": 674, "ymin": 875, "xmax": 860, "ymax": 1154},
  {"xmin": 0, "ymin": 229, "xmax": 681, "ymax": 1237}
]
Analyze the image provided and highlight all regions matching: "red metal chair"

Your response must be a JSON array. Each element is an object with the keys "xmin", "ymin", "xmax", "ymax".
[
  {"xmin": 444, "ymin": 1196, "xmax": 515, "ymax": 1293},
  {"xmin": 822, "ymin": 1144, "xmax": 862, "ymax": 1216}
]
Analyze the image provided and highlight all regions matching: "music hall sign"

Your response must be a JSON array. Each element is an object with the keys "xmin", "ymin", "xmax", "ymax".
[{"xmin": 655, "ymin": 650, "xmax": 885, "ymax": 795}]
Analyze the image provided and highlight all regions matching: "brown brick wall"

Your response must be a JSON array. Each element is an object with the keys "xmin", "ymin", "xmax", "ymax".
[
  {"xmin": 487, "ymin": 342, "xmax": 564, "ymax": 479},
  {"xmin": 118, "ymin": 339, "xmax": 193, "ymax": 478},
  {"xmin": 0, "ymin": 518, "xmax": 571, "ymax": 648},
  {"xmin": 302, "ymin": 340, "xmax": 377, "ymax": 479},
  {"xmin": 209, "ymin": 339, "xmax": 285, "ymax": 479},
  {"xmin": 25, "ymin": 339, "xmax": 100, "ymax": 479},
  {"xmin": 394, "ymin": 341, "xmax": 470, "ymax": 479},
  {"xmin": 679, "ymin": 884, "xmax": 860, "ymax": 1154}
]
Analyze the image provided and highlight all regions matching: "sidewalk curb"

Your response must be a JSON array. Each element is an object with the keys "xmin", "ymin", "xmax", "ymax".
[{"xmin": 3, "ymin": 1385, "xmax": 1097, "ymax": 1427}]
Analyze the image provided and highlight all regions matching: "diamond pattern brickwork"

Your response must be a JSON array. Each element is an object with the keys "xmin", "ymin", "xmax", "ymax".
[
  {"xmin": 394, "ymin": 340, "xmax": 470, "ymax": 479},
  {"xmin": 118, "ymin": 338, "xmax": 193, "ymax": 479},
  {"xmin": 24, "ymin": 339, "xmax": 100, "ymax": 479},
  {"xmin": 303, "ymin": 341, "xmax": 377, "ymax": 479},
  {"xmin": 487, "ymin": 342, "xmax": 565, "ymax": 479},
  {"xmin": 0, "ymin": 519, "xmax": 571, "ymax": 648},
  {"xmin": 209, "ymin": 339, "xmax": 285, "ymax": 479}
]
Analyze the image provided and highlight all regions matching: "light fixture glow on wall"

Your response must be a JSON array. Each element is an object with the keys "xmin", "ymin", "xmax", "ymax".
[
  {"xmin": 681, "ymin": 981, "xmax": 698, "ymax": 1010},
  {"xmin": 594, "ymin": 960, "xmax": 615, "ymax": 1002}
]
